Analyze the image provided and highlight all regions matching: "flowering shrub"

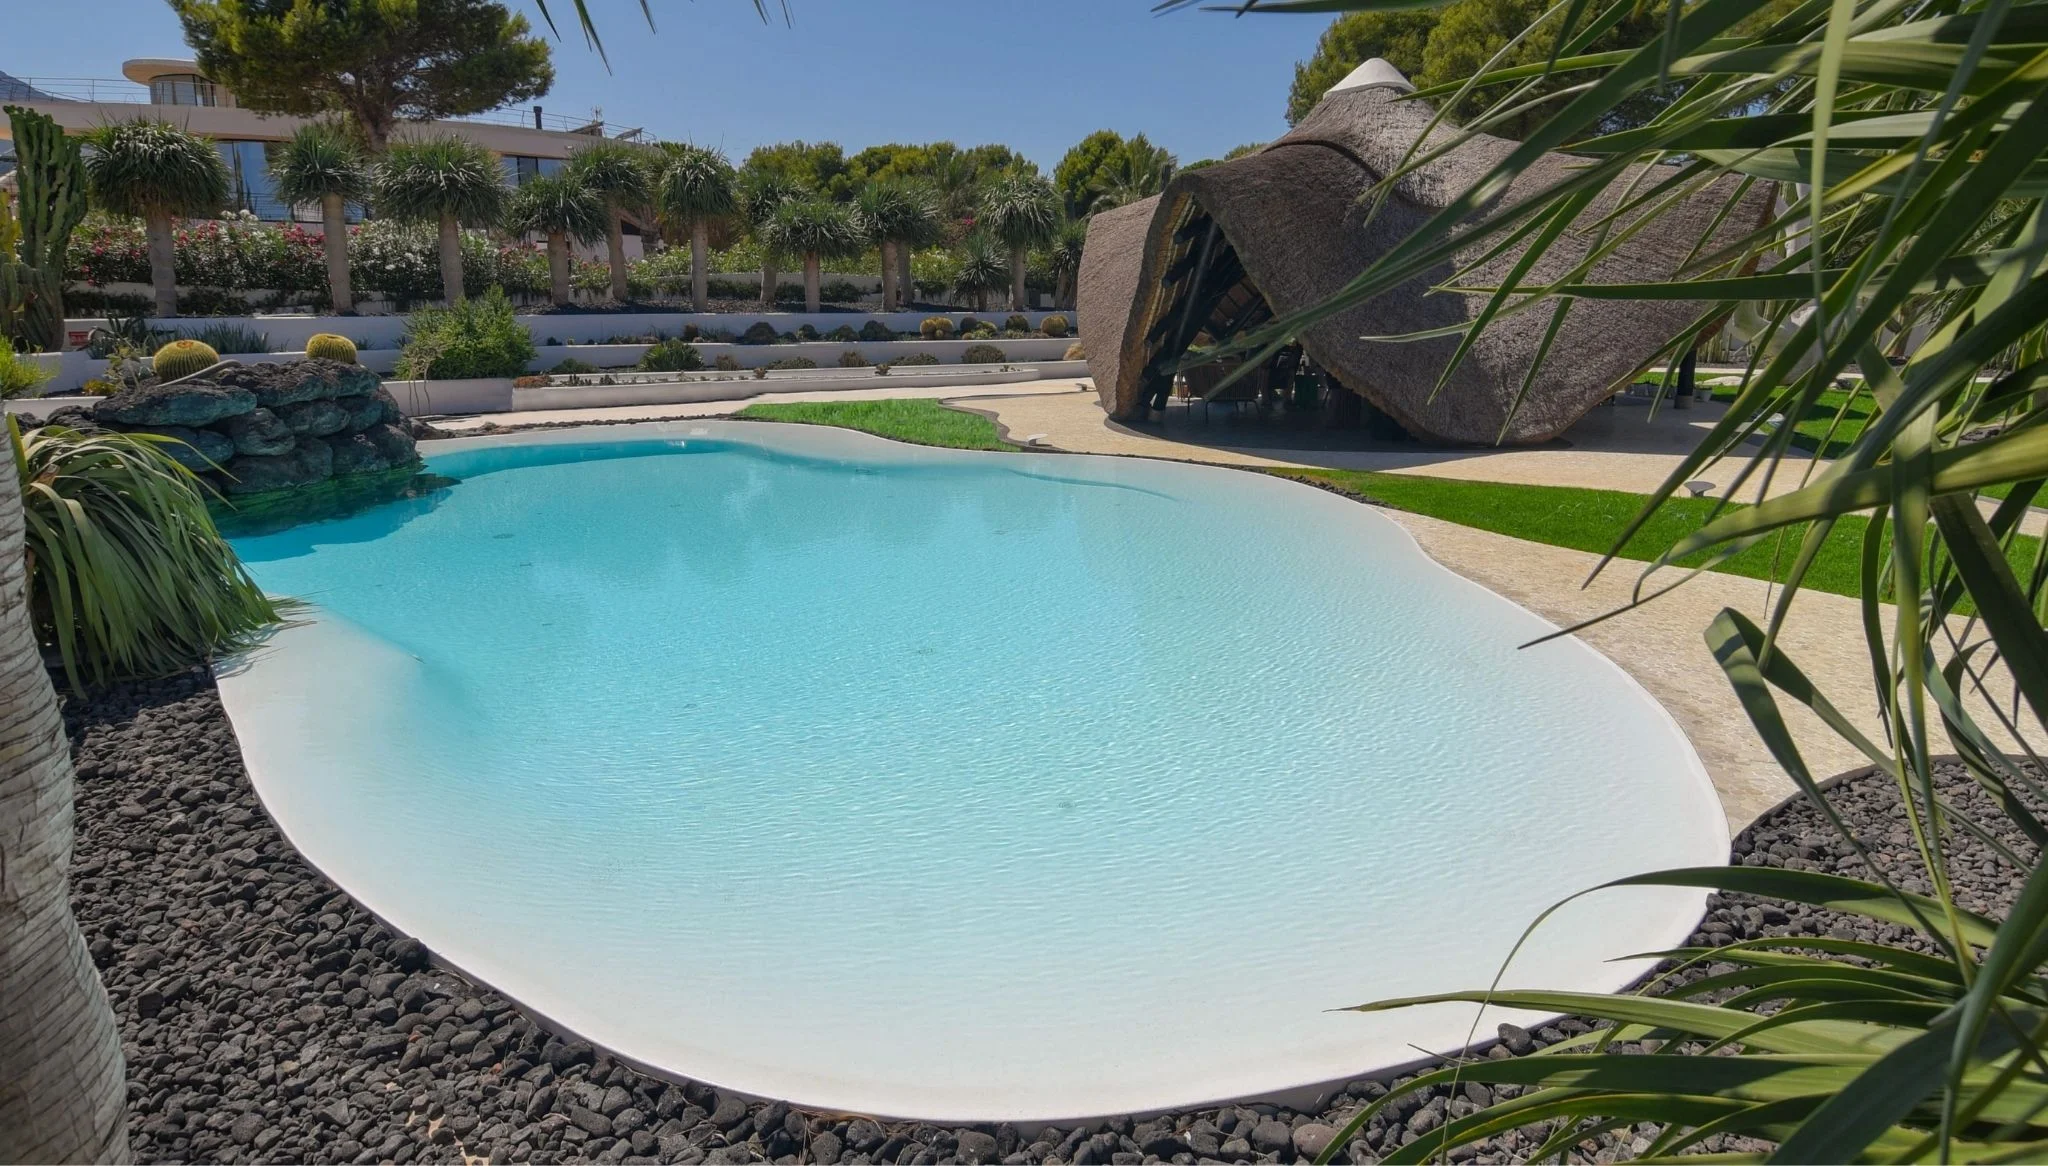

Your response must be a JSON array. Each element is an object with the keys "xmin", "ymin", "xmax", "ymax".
[{"xmin": 67, "ymin": 211, "xmax": 324, "ymax": 294}]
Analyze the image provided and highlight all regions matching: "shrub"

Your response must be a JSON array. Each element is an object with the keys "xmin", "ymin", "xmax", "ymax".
[
  {"xmin": 180, "ymin": 322, "xmax": 270, "ymax": 354},
  {"xmin": 1064, "ymin": 341, "xmax": 1087, "ymax": 360},
  {"xmin": 0, "ymin": 347, "xmax": 55, "ymax": 399},
  {"xmin": 963, "ymin": 344, "xmax": 1008, "ymax": 364},
  {"xmin": 820, "ymin": 280, "xmax": 864, "ymax": 303},
  {"xmin": 304, "ymin": 333, "xmax": 358, "ymax": 363},
  {"xmin": 762, "ymin": 356, "xmax": 818, "ymax": 371},
  {"xmin": 827, "ymin": 324, "xmax": 859, "ymax": 343},
  {"xmin": 549, "ymin": 357, "xmax": 598, "ymax": 374},
  {"xmin": 705, "ymin": 277, "xmax": 752, "ymax": 300},
  {"xmin": 893, "ymin": 352, "xmax": 941, "ymax": 367},
  {"xmin": 639, "ymin": 339, "xmax": 703, "ymax": 373},
  {"xmin": 396, "ymin": 288, "xmax": 535, "ymax": 380},
  {"xmin": 153, "ymin": 339, "xmax": 221, "ymax": 381},
  {"xmin": 513, "ymin": 374, "xmax": 548, "ymax": 389},
  {"xmin": 860, "ymin": 320, "xmax": 895, "ymax": 342},
  {"xmin": 1003, "ymin": 313, "xmax": 1031, "ymax": 333},
  {"xmin": 1041, "ymin": 313, "xmax": 1070, "ymax": 338},
  {"xmin": 795, "ymin": 324, "xmax": 820, "ymax": 342},
  {"xmin": 837, "ymin": 350, "xmax": 871, "ymax": 368},
  {"xmin": 739, "ymin": 322, "xmax": 780, "ymax": 345},
  {"xmin": 919, "ymin": 316, "xmax": 954, "ymax": 340},
  {"xmin": 714, "ymin": 354, "xmax": 741, "ymax": 372},
  {"xmin": 14, "ymin": 423, "xmax": 284, "ymax": 693}
]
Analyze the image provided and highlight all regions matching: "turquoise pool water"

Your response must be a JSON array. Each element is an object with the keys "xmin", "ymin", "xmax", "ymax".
[{"xmin": 218, "ymin": 420, "xmax": 1725, "ymax": 1121}]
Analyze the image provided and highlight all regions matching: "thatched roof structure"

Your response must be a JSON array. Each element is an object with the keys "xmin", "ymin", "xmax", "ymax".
[{"xmin": 1076, "ymin": 60, "xmax": 1769, "ymax": 445}]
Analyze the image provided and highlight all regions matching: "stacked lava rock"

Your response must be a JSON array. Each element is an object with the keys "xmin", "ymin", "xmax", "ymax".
[{"xmin": 88, "ymin": 359, "xmax": 417, "ymax": 496}]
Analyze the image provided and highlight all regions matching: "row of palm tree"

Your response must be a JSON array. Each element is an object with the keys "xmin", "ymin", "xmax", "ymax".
[{"xmin": 75, "ymin": 117, "xmax": 1076, "ymax": 320}]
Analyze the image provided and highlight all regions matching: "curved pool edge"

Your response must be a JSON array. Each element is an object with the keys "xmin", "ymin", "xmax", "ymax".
[{"xmin": 216, "ymin": 418, "xmax": 1731, "ymax": 1124}]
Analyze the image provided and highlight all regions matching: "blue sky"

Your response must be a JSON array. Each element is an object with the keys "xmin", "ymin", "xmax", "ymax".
[{"xmin": 8, "ymin": 1, "xmax": 1331, "ymax": 171}]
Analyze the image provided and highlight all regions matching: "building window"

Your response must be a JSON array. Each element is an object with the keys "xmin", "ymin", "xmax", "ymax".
[
  {"xmin": 216, "ymin": 140, "xmax": 289, "ymax": 220},
  {"xmin": 501, "ymin": 155, "xmax": 566, "ymax": 186},
  {"xmin": 149, "ymin": 73, "xmax": 227, "ymax": 107}
]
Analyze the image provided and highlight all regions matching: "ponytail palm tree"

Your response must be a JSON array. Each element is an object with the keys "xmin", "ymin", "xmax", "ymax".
[
  {"xmin": 1047, "ymin": 217, "xmax": 1088, "ymax": 311},
  {"xmin": 79, "ymin": 120, "xmax": 230, "ymax": 318},
  {"xmin": 653, "ymin": 145, "xmax": 737, "ymax": 312},
  {"xmin": 567, "ymin": 140, "xmax": 652, "ymax": 304},
  {"xmin": 953, "ymin": 234, "xmax": 1009, "ymax": 314},
  {"xmin": 859, "ymin": 179, "xmax": 944, "ymax": 312},
  {"xmin": 738, "ymin": 170, "xmax": 802, "ymax": 308},
  {"xmin": 979, "ymin": 173, "xmax": 1059, "ymax": 312},
  {"xmin": 770, "ymin": 198, "xmax": 865, "ymax": 313},
  {"xmin": 269, "ymin": 122, "xmax": 368, "ymax": 315},
  {"xmin": 373, "ymin": 136, "xmax": 504, "ymax": 305},
  {"xmin": 506, "ymin": 171, "xmax": 605, "ymax": 307}
]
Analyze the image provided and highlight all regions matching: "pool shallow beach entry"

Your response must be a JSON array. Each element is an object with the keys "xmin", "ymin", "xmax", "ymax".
[{"xmin": 216, "ymin": 420, "xmax": 1725, "ymax": 1122}]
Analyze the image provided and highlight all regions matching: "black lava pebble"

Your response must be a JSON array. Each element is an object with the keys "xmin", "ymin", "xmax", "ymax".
[{"xmin": 64, "ymin": 669, "xmax": 2028, "ymax": 1164}]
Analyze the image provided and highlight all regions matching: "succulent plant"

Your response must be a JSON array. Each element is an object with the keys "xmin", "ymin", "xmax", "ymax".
[
  {"xmin": 837, "ymin": 350, "xmax": 871, "ymax": 368},
  {"xmin": 304, "ymin": 333, "xmax": 359, "ymax": 364},
  {"xmin": 1064, "ymin": 341, "xmax": 1087, "ymax": 361},
  {"xmin": 860, "ymin": 320, "xmax": 896, "ymax": 342},
  {"xmin": 1003, "ymin": 313, "xmax": 1031, "ymax": 333},
  {"xmin": 739, "ymin": 322, "xmax": 779, "ymax": 345},
  {"xmin": 828, "ymin": 324, "xmax": 859, "ymax": 343},
  {"xmin": 962, "ymin": 344, "xmax": 1008, "ymax": 365},
  {"xmin": 714, "ymin": 353, "xmax": 742, "ymax": 372},
  {"xmin": 639, "ymin": 339, "xmax": 703, "ymax": 373},
  {"xmin": 151, "ymin": 338, "xmax": 221, "ymax": 382},
  {"xmin": 920, "ymin": 316, "xmax": 955, "ymax": 340},
  {"xmin": 893, "ymin": 351, "xmax": 941, "ymax": 367},
  {"xmin": 1041, "ymin": 314, "xmax": 1071, "ymax": 338},
  {"xmin": 795, "ymin": 323, "xmax": 820, "ymax": 342}
]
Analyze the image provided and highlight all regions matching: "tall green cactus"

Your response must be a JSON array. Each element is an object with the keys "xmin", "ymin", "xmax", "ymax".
[{"xmin": 3, "ymin": 106, "xmax": 88, "ymax": 353}]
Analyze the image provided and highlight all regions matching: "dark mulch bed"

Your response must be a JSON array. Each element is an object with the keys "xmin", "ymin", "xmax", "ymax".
[{"xmin": 64, "ymin": 669, "xmax": 2028, "ymax": 1164}]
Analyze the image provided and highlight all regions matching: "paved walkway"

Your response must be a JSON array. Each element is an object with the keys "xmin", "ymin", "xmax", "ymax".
[{"xmin": 421, "ymin": 377, "xmax": 2041, "ymax": 830}]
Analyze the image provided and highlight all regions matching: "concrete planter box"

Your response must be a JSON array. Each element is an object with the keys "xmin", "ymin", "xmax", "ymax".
[
  {"xmin": 63, "ymin": 308, "xmax": 1074, "ymax": 355},
  {"xmin": 510, "ymin": 365, "xmax": 1050, "ymax": 412},
  {"xmin": 387, "ymin": 378, "xmax": 515, "ymax": 417}
]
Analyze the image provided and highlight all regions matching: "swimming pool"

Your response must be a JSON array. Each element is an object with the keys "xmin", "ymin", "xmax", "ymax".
[{"xmin": 217, "ymin": 419, "xmax": 1725, "ymax": 1122}]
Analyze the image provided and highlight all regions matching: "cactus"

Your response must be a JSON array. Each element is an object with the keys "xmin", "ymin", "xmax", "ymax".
[
  {"xmin": 153, "ymin": 338, "xmax": 221, "ymax": 382},
  {"xmin": 859, "ymin": 320, "xmax": 895, "ymax": 342},
  {"xmin": 1004, "ymin": 313, "xmax": 1031, "ymax": 333},
  {"xmin": 837, "ymin": 350, "xmax": 871, "ymax": 368},
  {"xmin": 1041, "ymin": 313, "xmax": 1070, "ymax": 338},
  {"xmin": 919, "ymin": 316, "xmax": 954, "ymax": 340},
  {"xmin": 4, "ymin": 106, "xmax": 90, "ymax": 353},
  {"xmin": 304, "ymin": 333, "xmax": 359, "ymax": 363},
  {"xmin": 1064, "ymin": 341, "xmax": 1087, "ymax": 361}
]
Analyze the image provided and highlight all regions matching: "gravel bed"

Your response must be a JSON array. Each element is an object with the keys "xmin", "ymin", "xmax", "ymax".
[{"xmin": 65, "ymin": 669, "xmax": 2027, "ymax": 1164}]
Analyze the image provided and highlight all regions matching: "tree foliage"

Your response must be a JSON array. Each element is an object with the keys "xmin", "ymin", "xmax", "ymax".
[
  {"xmin": 372, "ymin": 136, "xmax": 504, "ymax": 227},
  {"xmin": 79, "ymin": 120, "xmax": 230, "ymax": 222},
  {"xmin": 268, "ymin": 121, "xmax": 369, "ymax": 208},
  {"xmin": 1053, "ymin": 130, "xmax": 1126, "ymax": 219},
  {"xmin": 653, "ymin": 143, "xmax": 738, "ymax": 227},
  {"xmin": 505, "ymin": 171, "xmax": 604, "ymax": 242},
  {"xmin": 1284, "ymin": 0, "xmax": 1673, "ymax": 135},
  {"xmin": 173, "ymin": 0, "xmax": 553, "ymax": 151}
]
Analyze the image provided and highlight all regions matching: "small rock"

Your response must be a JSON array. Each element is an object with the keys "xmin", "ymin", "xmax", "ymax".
[
  {"xmin": 956, "ymin": 1130, "xmax": 999, "ymax": 1163},
  {"xmin": 1293, "ymin": 1122, "xmax": 1336, "ymax": 1159},
  {"xmin": 1249, "ymin": 1119, "xmax": 1293, "ymax": 1155}
]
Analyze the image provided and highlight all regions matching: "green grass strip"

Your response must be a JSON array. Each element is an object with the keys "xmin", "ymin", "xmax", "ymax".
[{"xmin": 735, "ymin": 399, "xmax": 1018, "ymax": 451}]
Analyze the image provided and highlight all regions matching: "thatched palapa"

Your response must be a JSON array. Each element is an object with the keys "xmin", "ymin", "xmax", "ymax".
[{"xmin": 1076, "ymin": 60, "xmax": 1769, "ymax": 445}]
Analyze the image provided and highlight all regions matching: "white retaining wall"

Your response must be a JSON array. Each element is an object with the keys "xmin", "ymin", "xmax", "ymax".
[{"xmin": 29, "ymin": 314, "xmax": 1079, "ymax": 394}]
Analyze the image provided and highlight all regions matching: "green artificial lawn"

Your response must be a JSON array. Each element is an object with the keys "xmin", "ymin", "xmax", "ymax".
[
  {"xmin": 735, "ymin": 399, "xmax": 1018, "ymax": 451},
  {"xmin": 730, "ymin": 399, "xmax": 2038, "ymax": 604},
  {"xmin": 1709, "ymin": 383, "xmax": 1877, "ymax": 460},
  {"xmin": 1279, "ymin": 467, "xmax": 2039, "ymax": 605}
]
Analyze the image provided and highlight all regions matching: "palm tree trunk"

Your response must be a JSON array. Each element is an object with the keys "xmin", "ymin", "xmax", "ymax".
[
  {"xmin": 146, "ymin": 212, "xmax": 177, "ymax": 318},
  {"xmin": 760, "ymin": 257, "xmax": 778, "ymax": 309},
  {"xmin": 320, "ymin": 194, "xmax": 351, "ymax": 315},
  {"xmin": 879, "ymin": 240, "xmax": 898, "ymax": 312},
  {"xmin": 0, "ymin": 464, "xmax": 132, "ymax": 1165},
  {"xmin": 437, "ymin": 214, "xmax": 464, "ymax": 305},
  {"xmin": 899, "ymin": 245, "xmax": 915, "ymax": 309},
  {"xmin": 1010, "ymin": 246, "xmax": 1028, "ymax": 312},
  {"xmin": 606, "ymin": 210, "xmax": 628, "ymax": 303},
  {"xmin": 804, "ymin": 253, "xmax": 821, "ymax": 314},
  {"xmin": 546, "ymin": 230, "xmax": 571, "ymax": 307},
  {"xmin": 690, "ymin": 220, "xmax": 709, "ymax": 313}
]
